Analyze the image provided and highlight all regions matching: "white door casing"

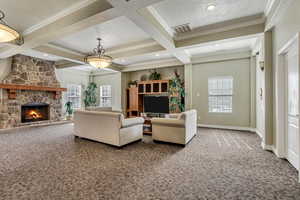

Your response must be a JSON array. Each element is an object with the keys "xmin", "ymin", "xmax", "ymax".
[
  {"xmin": 277, "ymin": 33, "xmax": 300, "ymax": 183},
  {"xmin": 286, "ymin": 42, "xmax": 299, "ymax": 170}
]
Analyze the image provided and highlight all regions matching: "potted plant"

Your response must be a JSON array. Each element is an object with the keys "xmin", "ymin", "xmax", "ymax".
[
  {"xmin": 169, "ymin": 70, "xmax": 185, "ymax": 113},
  {"xmin": 149, "ymin": 70, "xmax": 161, "ymax": 80},
  {"xmin": 65, "ymin": 101, "xmax": 73, "ymax": 120},
  {"xmin": 128, "ymin": 80, "xmax": 138, "ymax": 88}
]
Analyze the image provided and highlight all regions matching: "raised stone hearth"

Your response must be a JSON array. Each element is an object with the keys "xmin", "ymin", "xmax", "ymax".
[{"xmin": 0, "ymin": 55, "xmax": 62, "ymax": 129}]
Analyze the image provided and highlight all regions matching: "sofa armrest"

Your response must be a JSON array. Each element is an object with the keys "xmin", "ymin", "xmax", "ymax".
[
  {"xmin": 151, "ymin": 118, "xmax": 185, "ymax": 128},
  {"xmin": 165, "ymin": 114, "xmax": 180, "ymax": 119},
  {"xmin": 122, "ymin": 117, "xmax": 144, "ymax": 128}
]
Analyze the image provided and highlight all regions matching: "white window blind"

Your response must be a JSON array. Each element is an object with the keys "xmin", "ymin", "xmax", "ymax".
[
  {"xmin": 208, "ymin": 77, "xmax": 233, "ymax": 113},
  {"xmin": 67, "ymin": 84, "xmax": 81, "ymax": 109},
  {"xmin": 100, "ymin": 85, "xmax": 112, "ymax": 107}
]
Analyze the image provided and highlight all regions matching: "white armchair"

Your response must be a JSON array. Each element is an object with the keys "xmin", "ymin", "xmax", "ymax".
[
  {"xmin": 151, "ymin": 110, "xmax": 197, "ymax": 145},
  {"xmin": 73, "ymin": 110, "xmax": 144, "ymax": 147}
]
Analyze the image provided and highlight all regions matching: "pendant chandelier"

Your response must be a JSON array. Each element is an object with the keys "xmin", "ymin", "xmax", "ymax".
[
  {"xmin": 85, "ymin": 38, "xmax": 112, "ymax": 69},
  {"xmin": 0, "ymin": 10, "xmax": 23, "ymax": 44}
]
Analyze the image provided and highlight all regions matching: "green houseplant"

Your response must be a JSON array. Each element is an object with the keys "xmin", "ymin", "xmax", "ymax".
[
  {"xmin": 169, "ymin": 70, "xmax": 185, "ymax": 113},
  {"xmin": 128, "ymin": 80, "xmax": 138, "ymax": 88},
  {"xmin": 149, "ymin": 70, "xmax": 161, "ymax": 80},
  {"xmin": 84, "ymin": 82, "xmax": 97, "ymax": 107},
  {"xmin": 65, "ymin": 101, "xmax": 73, "ymax": 120}
]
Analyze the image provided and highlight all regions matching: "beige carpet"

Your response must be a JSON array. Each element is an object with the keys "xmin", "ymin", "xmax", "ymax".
[{"xmin": 0, "ymin": 124, "xmax": 300, "ymax": 200}]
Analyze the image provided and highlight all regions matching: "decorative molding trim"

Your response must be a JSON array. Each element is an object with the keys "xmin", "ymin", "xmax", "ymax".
[
  {"xmin": 175, "ymin": 14, "xmax": 265, "ymax": 41},
  {"xmin": 261, "ymin": 142, "xmax": 275, "ymax": 151},
  {"xmin": 90, "ymin": 70, "xmax": 120, "ymax": 77},
  {"xmin": 278, "ymin": 32, "xmax": 299, "ymax": 55},
  {"xmin": 147, "ymin": 6, "xmax": 174, "ymax": 37},
  {"xmin": 107, "ymin": 39, "xmax": 162, "ymax": 55},
  {"xmin": 198, "ymin": 124, "xmax": 256, "ymax": 132},
  {"xmin": 121, "ymin": 58, "xmax": 182, "ymax": 72},
  {"xmin": 45, "ymin": 43, "xmax": 85, "ymax": 56},
  {"xmin": 23, "ymin": 0, "xmax": 99, "ymax": 35},
  {"xmin": 255, "ymin": 130, "xmax": 263, "ymax": 139},
  {"xmin": 264, "ymin": 0, "xmax": 277, "ymax": 17},
  {"xmin": 192, "ymin": 48, "xmax": 251, "ymax": 64},
  {"xmin": 265, "ymin": 0, "xmax": 293, "ymax": 31}
]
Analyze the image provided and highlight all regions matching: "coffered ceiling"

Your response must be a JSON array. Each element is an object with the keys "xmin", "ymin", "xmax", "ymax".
[
  {"xmin": 52, "ymin": 16, "xmax": 152, "ymax": 54},
  {"xmin": 152, "ymin": 0, "xmax": 268, "ymax": 31},
  {"xmin": 0, "ymin": 0, "xmax": 277, "ymax": 73},
  {"xmin": 0, "ymin": 0, "xmax": 84, "ymax": 32}
]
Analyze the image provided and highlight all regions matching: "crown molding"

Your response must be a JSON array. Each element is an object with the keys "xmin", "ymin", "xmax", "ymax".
[
  {"xmin": 264, "ymin": 0, "xmax": 277, "ymax": 17},
  {"xmin": 265, "ymin": 0, "xmax": 293, "ymax": 31},
  {"xmin": 192, "ymin": 48, "xmax": 251, "ymax": 64},
  {"xmin": 175, "ymin": 14, "xmax": 265, "ymax": 41},
  {"xmin": 107, "ymin": 39, "xmax": 163, "ymax": 55},
  {"xmin": 121, "ymin": 58, "xmax": 182, "ymax": 72},
  {"xmin": 44, "ymin": 43, "xmax": 85, "ymax": 56},
  {"xmin": 23, "ymin": 0, "xmax": 100, "ymax": 35}
]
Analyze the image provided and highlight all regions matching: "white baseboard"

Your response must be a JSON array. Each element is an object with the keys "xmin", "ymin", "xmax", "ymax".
[
  {"xmin": 198, "ymin": 124, "xmax": 256, "ymax": 132},
  {"xmin": 261, "ymin": 141, "xmax": 275, "ymax": 151},
  {"xmin": 255, "ymin": 130, "xmax": 263, "ymax": 138}
]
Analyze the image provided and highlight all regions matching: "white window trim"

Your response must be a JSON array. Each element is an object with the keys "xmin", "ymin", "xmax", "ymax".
[
  {"xmin": 67, "ymin": 84, "xmax": 82, "ymax": 109},
  {"xmin": 99, "ymin": 85, "xmax": 112, "ymax": 107},
  {"xmin": 208, "ymin": 76, "xmax": 233, "ymax": 113}
]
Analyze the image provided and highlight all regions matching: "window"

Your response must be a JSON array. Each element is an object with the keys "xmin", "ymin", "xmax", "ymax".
[
  {"xmin": 67, "ymin": 84, "xmax": 81, "ymax": 109},
  {"xmin": 208, "ymin": 77, "xmax": 233, "ymax": 113},
  {"xmin": 100, "ymin": 85, "xmax": 112, "ymax": 107}
]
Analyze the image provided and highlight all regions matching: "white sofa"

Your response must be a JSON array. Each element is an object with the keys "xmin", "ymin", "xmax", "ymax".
[
  {"xmin": 73, "ymin": 110, "xmax": 144, "ymax": 147},
  {"xmin": 85, "ymin": 107, "xmax": 122, "ymax": 112},
  {"xmin": 151, "ymin": 110, "xmax": 197, "ymax": 145}
]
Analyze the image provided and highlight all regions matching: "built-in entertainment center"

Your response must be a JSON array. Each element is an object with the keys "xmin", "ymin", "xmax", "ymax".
[{"xmin": 126, "ymin": 80, "xmax": 180, "ymax": 134}]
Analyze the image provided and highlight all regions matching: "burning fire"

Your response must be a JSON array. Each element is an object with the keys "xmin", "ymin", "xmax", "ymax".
[{"xmin": 28, "ymin": 110, "xmax": 42, "ymax": 119}]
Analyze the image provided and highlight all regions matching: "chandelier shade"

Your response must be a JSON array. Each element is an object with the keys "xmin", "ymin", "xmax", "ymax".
[
  {"xmin": 85, "ymin": 38, "xmax": 112, "ymax": 69},
  {"xmin": 85, "ymin": 55, "xmax": 112, "ymax": 68},
  {"xmin": 0, "ymin": 10, "xmax": 22, "ymax": 43}
]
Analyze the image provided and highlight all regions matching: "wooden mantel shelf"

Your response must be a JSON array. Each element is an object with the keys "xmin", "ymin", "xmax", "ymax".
[{"xmin": 0, "ymin": 84, "xmax": 67, "ymax": 100}]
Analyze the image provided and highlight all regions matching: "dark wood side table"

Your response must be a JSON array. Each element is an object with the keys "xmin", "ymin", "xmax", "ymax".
[{"xmin": 143, "ymin": 117, "xmax": 152, "ymax": 135}]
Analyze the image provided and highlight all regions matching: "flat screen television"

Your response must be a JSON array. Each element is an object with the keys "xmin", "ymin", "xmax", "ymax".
[{"xmin": 144, "ymin": 96, "xmax": 169, "ymax": 114}]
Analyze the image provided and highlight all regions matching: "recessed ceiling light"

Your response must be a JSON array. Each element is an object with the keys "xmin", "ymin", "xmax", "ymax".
[
  {"xmin": 43, "ymin": 53, "xmax": 49, "ymax": 57},
  {"xmin": 155, "ymin": 53, "xmax": 160, "ymax": 57},
  {"xmin": 207, "ymin": 4, "xmax": 216, "ymax": 11}
]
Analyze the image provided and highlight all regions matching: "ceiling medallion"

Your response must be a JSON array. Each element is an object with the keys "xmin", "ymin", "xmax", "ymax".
[
  {"xmin": 85, "ymin": 38, "xmax": 112, "ymax": 69},
  {"xmin": 0, "ymin": 10, "xmax": 23, "ymax": 45}
]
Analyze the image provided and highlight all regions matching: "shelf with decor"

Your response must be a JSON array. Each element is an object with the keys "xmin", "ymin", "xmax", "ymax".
[{"xmin": 137, "ymin": 80, "xmax": 169, "ymax": 94}]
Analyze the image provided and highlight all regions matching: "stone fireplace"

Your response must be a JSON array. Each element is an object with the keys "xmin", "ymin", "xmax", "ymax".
[{"xmin": 0, "ymin": 55, "xmax": 64, "ymax": 129}]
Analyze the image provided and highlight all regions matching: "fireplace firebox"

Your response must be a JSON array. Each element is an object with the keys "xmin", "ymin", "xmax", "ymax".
[{"xmin": 21, "ymin": 103, "xmax": 50, "ymax": 123}]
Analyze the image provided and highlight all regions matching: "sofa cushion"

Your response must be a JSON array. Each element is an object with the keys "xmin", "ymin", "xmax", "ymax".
[
  {"xmin": 122, "ymin": 117, "xmax": 145, "ymax": 128},
  {"xmin": 151, "ymin": 118, "xmax": 185, "ymax": 127}
]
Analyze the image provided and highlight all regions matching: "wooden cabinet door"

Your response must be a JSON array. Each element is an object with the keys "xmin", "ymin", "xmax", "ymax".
[{"xmin": 129, "ymin": 87, "xmax": 138, "ymax": 110}]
